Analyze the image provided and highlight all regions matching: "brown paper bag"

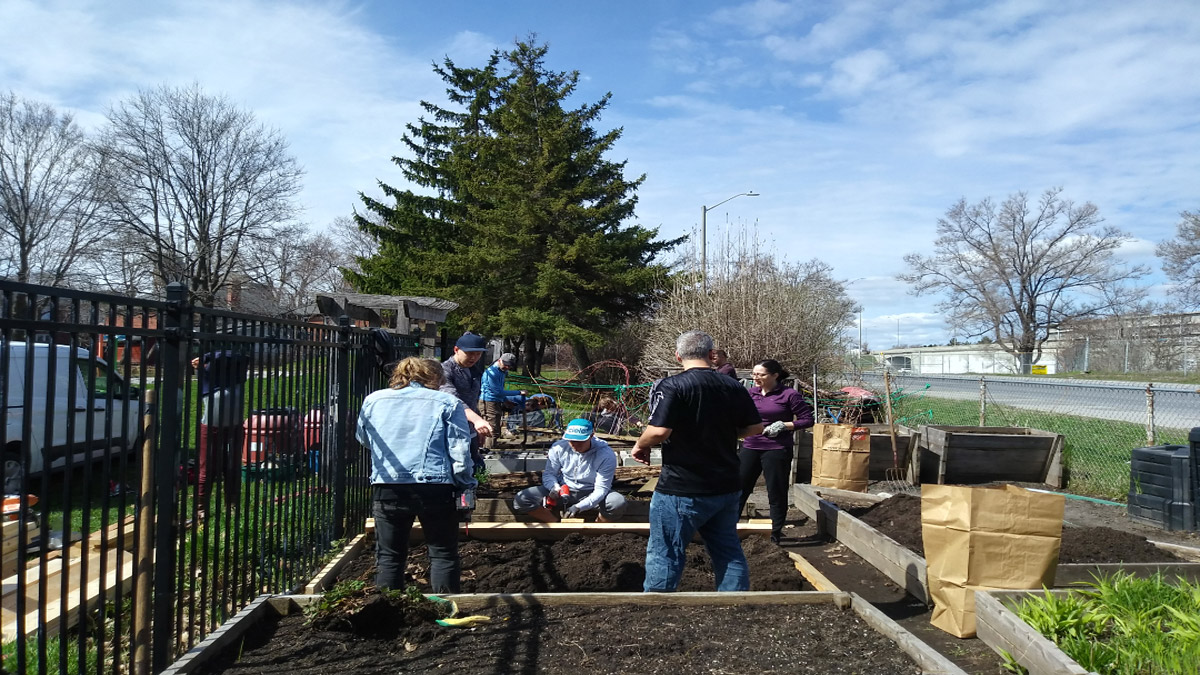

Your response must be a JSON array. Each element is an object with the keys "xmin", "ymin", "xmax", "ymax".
[
  {"xmin": 810, "ymin": 424, "xmax": 870, "ymax": 491},
  {"xmin": 921, "ymin": 484, "xmax": 1064, "ymax": 637}
]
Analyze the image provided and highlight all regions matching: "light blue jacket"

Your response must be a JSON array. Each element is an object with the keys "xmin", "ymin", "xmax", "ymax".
[
  {"xmin": 356, "ymin": 382, "xmax": 476, "ymax": 488},
  {"xmin": 480, "ymin": 364, "xmax": 525, "ymax": 405},
  {"xmin": 542, "ymin": 437, "xmax": 617, "ymax": 512}
]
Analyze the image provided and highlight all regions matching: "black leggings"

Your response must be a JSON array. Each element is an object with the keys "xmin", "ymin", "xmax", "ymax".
[
  {"xmin": 737, "ymin": 447, "xmax": 794, "ymax": 534},
  {"xmin": 372, "ymin": 483, "xmax": 460, "ymax": 593}
]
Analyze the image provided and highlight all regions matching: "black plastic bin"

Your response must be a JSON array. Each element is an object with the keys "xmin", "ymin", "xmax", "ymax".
[{"xmin": 1128, "ymin": 443, "xmax": 1194, "ymax": 531}]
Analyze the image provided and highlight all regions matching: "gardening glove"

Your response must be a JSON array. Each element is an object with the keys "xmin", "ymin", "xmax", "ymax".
[
  {"xmin": 436, "ymin": 615, "xmax": 491, "ymax": 628},
  {"xmin": 564, "ymin": 505, "xmax": 581, "ymax": 518},
  {"xmin": 764, "ymin": 421, "xmax": 787, "ymax": 438},
  {"xmin": 456, "ymin": 487, "xmax": 476, "ymax": 512}
]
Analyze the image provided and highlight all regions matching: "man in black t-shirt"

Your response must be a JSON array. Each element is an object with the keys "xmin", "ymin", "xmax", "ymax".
[{"xmin": 632, "ymin": 331, "xmax": 763, "ymax": 592}]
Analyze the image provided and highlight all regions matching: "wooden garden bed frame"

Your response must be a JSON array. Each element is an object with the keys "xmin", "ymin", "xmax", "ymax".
[
  {"xmin": 975, "ymin": 590, "xmax": 1092, "ymax": 675},
  {"xmin": 163, "ymin": 591, "xmax": 967, "ymax": 675},
  {"xmin": 914, "ymin": 426, "xmax": 1065, "ymax": 488},
  {"xmin": 791, "ymin": 484, "xmax": 1200, "ymax": 607}
]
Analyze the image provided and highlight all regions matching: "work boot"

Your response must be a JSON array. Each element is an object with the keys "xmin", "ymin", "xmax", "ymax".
[{"xmin": 770, "ymin": 529, "xmax": 782, "ymax": 545}]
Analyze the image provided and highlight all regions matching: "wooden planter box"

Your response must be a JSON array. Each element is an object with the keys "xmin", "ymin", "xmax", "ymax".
[
  {"xmin": 163, "ymin": 591, "xmax": 967, "ymax": 675},
  {"xmin": 793, "ymin": 424, "xmax": 919, "ymax": 483},
  {"xmin": 791, "ymin": 484, "xmax": 1200, "ymax": 608},
  {"xmin": 914, "ymin": 426, "xmax": 1065, "ymax": 488},
  {"xmin": 976, "ymin": 590, "xmax": 1091, "ymax": 675}
]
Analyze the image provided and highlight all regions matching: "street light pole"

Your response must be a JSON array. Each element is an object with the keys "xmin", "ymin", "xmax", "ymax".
[{"xmin": 701, "ymin": 191, "xmax": 758, "ymax": 293}]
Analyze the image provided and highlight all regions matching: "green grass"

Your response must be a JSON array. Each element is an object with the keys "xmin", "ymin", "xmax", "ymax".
[
  {"xmin": 996, "ymin": 370, "xmax": 1200, "ymax": 385},
  {"xmin": 1007, "ymin": 573, "xmax": 1200, "ymax": 674},
  {"xmin": 891, "ymin": 392, "xmax": 1189, "ymax": 501}
]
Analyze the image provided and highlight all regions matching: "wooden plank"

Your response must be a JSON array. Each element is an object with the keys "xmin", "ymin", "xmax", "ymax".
[
  {"xmin": 1055, "ymin": 562, "xmax": 1200, "ymax": 585},
  {"xmin": 412, "ymin": 521, "xmax": 774, "ymax": 542},
  {"xmin": 786, "ymin": 551, "xmax": 839, "ymax": 592},
  {"xmin": 303, "ymin": 533, "xmax": 368, "ymax": 595},
  {"xmin": 833, "ymin": 510, "xmax": 929, "ymax": 605},
  {"xmin": 445, "ymin": 590, "xmax": 853, "ymax": 611},
  {"xmin": 793, "ymin": 484, "xmax": 929, "ymax": 603},
  {"xmin": 161, "ymin": 594, "xmax": 277, "ymax": 675},
  {"xmin": 1, "ymin": 547, "xmax": 135, "ymax": 641},
  {"xmin": 1149, "ymin": 540, "xmax": 1200, "ymax": 562},
  {"xmin": 87, "ymin": 515, "xmax": 137, "ymax": 552},
  {"xmin": 975, "ymin": 591, "xmax": 1090, "ymax": 675},
  {"xmin": 808, "ymin": 486, "xmax": 886, "ymax": 504},
  {"xmin": 1, "ymin": 520, "xmax": 35, "ymax": 556},
  {"xmin": 850, "ymin": 594, "xmax": 967, "ymax": 675}
]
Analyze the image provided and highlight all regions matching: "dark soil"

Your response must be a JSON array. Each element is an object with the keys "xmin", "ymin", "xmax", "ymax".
[
  {"xmin": 853, "ymin": 494, "xmax": 1186, "ymax": 563},
  {"xmin": 339, "ymin": 532, "xmax": 807, "ymax": 592},
  {"xmin": 197, "ymin": 602, "xmax": 923, "ymax": 675}
]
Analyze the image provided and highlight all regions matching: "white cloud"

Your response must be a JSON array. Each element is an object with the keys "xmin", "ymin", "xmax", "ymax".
[{"xmin": 3, "ymin": 0, "xmax": 1198, "ymax": 327}]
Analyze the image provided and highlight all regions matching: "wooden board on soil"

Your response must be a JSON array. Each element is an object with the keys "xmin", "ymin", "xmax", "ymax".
[{"xmin": 181, "ymin": 593, "xmax": 964, "ymax": 675}]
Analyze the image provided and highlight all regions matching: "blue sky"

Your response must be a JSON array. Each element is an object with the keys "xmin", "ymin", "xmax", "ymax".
[{"xmin": 3, "ymin": 0, "xmax": 1198, "ymax": 349}]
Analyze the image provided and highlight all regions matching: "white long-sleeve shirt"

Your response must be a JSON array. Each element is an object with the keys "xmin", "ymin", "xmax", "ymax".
[{"xmin": 542, "ymin": 437, "xmax": 617, "ymax": 512}]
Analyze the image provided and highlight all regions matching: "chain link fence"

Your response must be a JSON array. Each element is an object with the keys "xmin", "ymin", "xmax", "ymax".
[{"xmin": 852, "ymin": 373, "xmax": 1200, "ymax": 500}]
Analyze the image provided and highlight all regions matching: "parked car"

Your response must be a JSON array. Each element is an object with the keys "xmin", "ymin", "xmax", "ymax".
[{"xmin": 2, "ymin": 343, "xmax": 142, "ymax": 494}]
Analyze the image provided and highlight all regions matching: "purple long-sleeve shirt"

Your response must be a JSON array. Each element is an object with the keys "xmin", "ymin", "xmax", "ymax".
[{"xmin": 741, "ymin": 384, "xmax": 814, "ymax": 452}]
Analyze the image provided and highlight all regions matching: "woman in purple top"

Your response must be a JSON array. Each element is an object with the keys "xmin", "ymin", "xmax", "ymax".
[{"xmin": 739, "ymin": 359, "xmax": 815, "ymax": 543}]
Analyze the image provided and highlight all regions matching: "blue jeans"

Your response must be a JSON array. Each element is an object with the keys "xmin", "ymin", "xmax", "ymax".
[
  {"xmin": 644, "ymin": 491, "xmax": 749, "ymax": 592},
  {"xmin": 373, "ymin": 483, "xmax": 460, "ymax": 593}
]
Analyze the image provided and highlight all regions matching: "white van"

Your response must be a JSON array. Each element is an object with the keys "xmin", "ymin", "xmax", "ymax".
[{"xmin": 2, "ymin": 343, "xmax": 143, "ymax": 493}]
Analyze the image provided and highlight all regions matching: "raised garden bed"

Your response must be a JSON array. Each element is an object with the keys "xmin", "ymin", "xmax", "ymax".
[
  {"xmin": 977, "ymin": 576, "xmax": 1200, "ymax": 675},
  {"xmin": 793, "ymin": 424, "xmax": 919, "ymax": 483},
  {"xmin": 169, "ymin": 591, "xmax": 966, "ymax": 675},
  {"xmin": 331, "ymin": 531, "xmax": 807, "ymax": 593},
  {"xmin": 914, "ymin": 425, "xmax": 1065, "ymax": 488},
  {"xmin": 792, "ymin": 484, "xmax": 1200, "ymax": 606}
]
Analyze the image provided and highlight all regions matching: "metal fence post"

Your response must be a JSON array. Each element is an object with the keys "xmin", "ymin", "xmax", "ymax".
[
  {"xmin": 332, "ymin": 316, "xmax": 351, "ymax": 540},
  {"xmin": 979, "ymin": 376, "xmax": 987, "ymax": 426},
  {"xmin": 1145, "ymin": 382, "xmax": 1156, "ymax": 446},
  {"xmin": 153, "ymin": 282, "xmax": 188, "ymax": 672}
]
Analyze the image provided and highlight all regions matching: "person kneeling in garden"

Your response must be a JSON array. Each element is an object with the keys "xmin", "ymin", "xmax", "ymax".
[{"xmin": 513, "ymin": 418, "xmax": 627, "ymax": 522}]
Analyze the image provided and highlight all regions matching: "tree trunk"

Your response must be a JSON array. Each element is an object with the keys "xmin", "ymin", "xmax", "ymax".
[
  {"xmin": 1018, "ymin": 350, "xmax": 1033, "ymax": 374},
  {"xmin": 572, "ymin": 341, "xmax": 591, "ymax": 380},
  {"xmin": 523, "ymin": 332, "xmax": 540, "ymax": 377}
]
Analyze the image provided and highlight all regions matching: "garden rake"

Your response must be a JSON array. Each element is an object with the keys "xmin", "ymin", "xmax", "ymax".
[{"xmin": 882, "ymin": 371, "xmax": 917, "ymax": 495}]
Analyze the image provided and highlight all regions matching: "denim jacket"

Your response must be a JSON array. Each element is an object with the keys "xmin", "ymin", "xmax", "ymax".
[{"xmin": 356, "ymin": 382, "xmax": 476, "ymax": 488}]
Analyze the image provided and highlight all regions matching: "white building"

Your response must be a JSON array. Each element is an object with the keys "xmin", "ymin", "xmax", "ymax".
[{"xmin": 875, "ymin": 343, "xmax": 1056, "ymax": 375}]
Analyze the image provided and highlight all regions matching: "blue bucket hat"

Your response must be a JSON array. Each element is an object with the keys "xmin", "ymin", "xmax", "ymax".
[{"xmin": 563, "ymin": 418, "xmax": 594, "ymax": 441}]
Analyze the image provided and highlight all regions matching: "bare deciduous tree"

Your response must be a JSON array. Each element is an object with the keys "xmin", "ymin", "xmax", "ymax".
[
  {"xmin": 900, "ymin": 188, "xmax": 1149, "ymax": 373},
  {"xmin": 240, "ymin": 225, "xmax": 351, "ymax": 314},
  {"xmin": 1157, "ymin": 209, "xmax": 1200, "ymax": 309},
  {"xmin": 0, "ymin": 92, "xmax": 111, "ymax": 286},
  {"xmin": 641, "ymin": 226, "xmax": 857, "ymax": 381},
  {"xmin": 97, "ymin": 84, "xmax": 303, "ymax": 306},
  {"xmin": 329, "ymin": 214, "xmax": 378, "ymax": 278}
]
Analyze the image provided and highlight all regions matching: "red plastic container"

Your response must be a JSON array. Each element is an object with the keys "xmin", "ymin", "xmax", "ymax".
[{"xmin": 242, "ymin": 408, "xmax": 303, "ymax": 465}]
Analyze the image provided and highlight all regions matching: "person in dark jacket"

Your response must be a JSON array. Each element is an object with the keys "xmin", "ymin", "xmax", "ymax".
[
  {"xmin": 739, "ymin": 359, "xmax": 815, "ymax": 543},
  {"xmin": 192, "ymin": 350, "xmax": 251, "ymax": 512},
  {"xmin": 633, "ymin": 330, "xmax": 763, "ymax": 592}
]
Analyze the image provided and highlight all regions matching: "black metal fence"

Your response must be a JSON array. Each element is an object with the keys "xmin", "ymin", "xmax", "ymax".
[{"xmin": 0, "ymin": 280, "xmax": 416, "ymax": 674}]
